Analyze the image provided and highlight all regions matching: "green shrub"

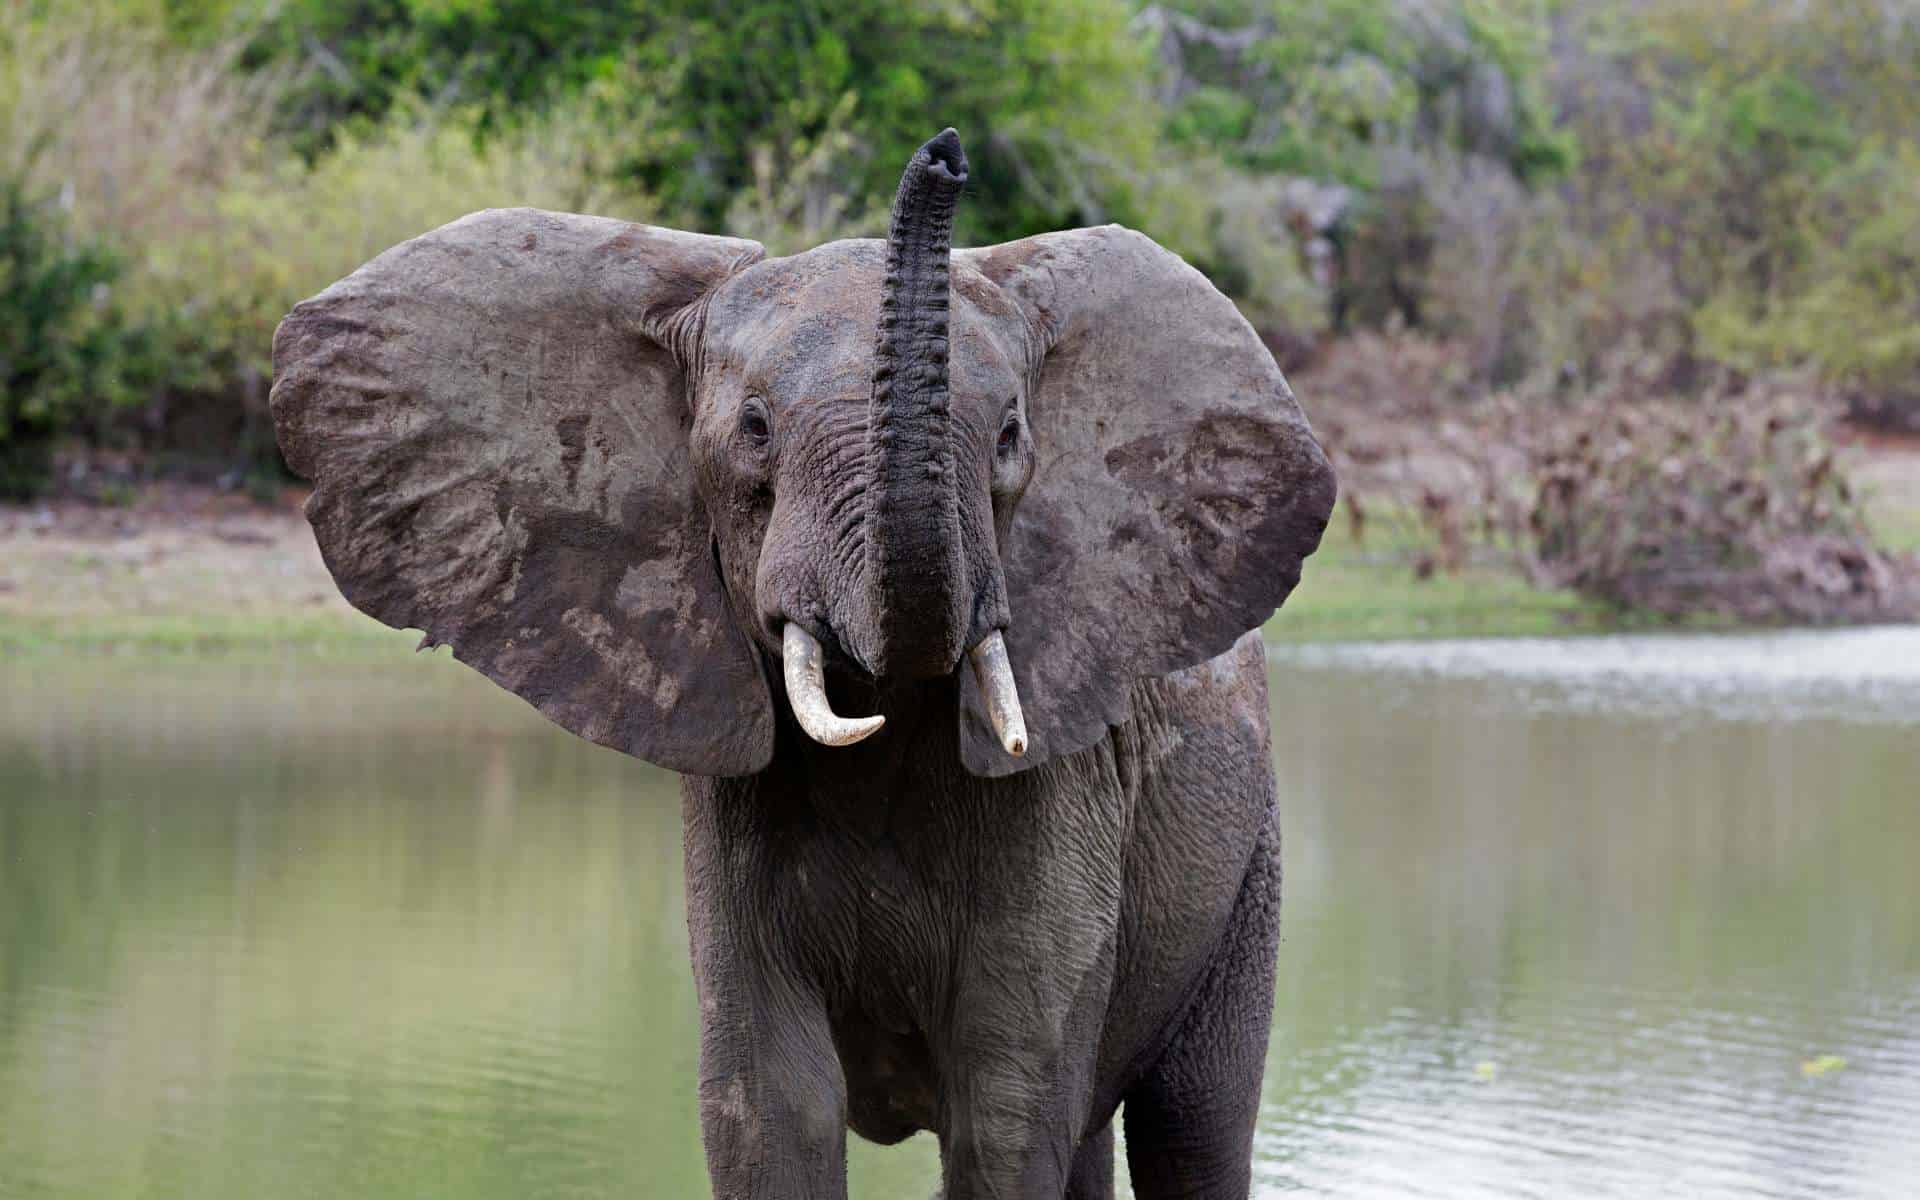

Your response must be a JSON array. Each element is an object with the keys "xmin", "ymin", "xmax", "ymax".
[
  {"xmin": 0, "ymin": 180, "xmax": 161, "ymax": 499},
  {"xmin": 246, "ymin": 0, "xmax": 1164, "ymax": 245},
  {"xmin": 1520, "ymin": 0, "xmax": 1920, "ymax": 393},
  {"xmin": 1, "ymin": 4, "xmax": 661, "ymax": 477},
  {"xmin": 174, "ymin": 98, "xmax": 658, "ymax": 387},
  {"xmin": 1696, "ymin": 142, "xmax": 1920, "ymax": 423},
  {"xmin": 11, "ymin": 0, "xmax": 1920, "ymax": 489}
]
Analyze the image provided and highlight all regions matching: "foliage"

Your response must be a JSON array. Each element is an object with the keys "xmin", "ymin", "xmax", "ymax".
[
  {"xmin": 1154, "ymin": 0, "xmax": 1571, "ymax": 186},
  {"xmin": 4, "ymin": 0, "xmax": 1920, "ymax": 580},
  {"xmin": 1697, "ymin": 142, "xmax": 1920, "ymax": 416},
  {"xmin": 193, "ymin": 98, "xmax": 658, "ymax": 379},
  {"xmin": 1528, "ymin": 0, "xmax": 1920, "ymax": 407},
  {"xmin": 720, "ymin": 92, "xmax": 888, "ymax": 255},
  {"xmin": 240, "ymin": 0, "xmax": 1165, "ymax": 245},
  {"xmin": 1, "ymin": 5, "xmax": 661, "ymax": 478},
  {"xmin": 0, "ymin": 179, "xmax": 163, "ymax": 498}
]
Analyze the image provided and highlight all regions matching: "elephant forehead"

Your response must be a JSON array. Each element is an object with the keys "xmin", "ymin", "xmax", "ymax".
[
  {"xmin": 712, "ymin": 239, "xmax": 886, "ymax": 330},
  {"xmin": 708, "ymin": 242, "xmax": 881, "ymax": 397},
  {"xmin": 708, "ymin": 240, "xmax": 1022, "ymax": 407}
]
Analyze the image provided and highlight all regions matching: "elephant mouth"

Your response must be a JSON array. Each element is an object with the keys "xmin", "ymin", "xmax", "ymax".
[{"xmin": 777, "ymin": 623, "xmax": 1026, "ymax": 757}]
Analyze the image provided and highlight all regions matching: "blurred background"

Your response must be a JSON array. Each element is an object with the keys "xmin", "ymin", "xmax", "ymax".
[
  {"xmin": 2, "ymin": 1, "xmax": 1918, "ymax": 1197},
  {"xmin": 2, "ymin": 0, "xmax": 1918, "ymax": 636},
  {"xmin": 3, "ymin": 0, "xmax": 1920, "ymax": 637}
]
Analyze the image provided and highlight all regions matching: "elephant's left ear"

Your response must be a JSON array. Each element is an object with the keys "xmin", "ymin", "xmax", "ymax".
[{"xmin": 956, "ymin": 226, "xmax": 1336, "ymax": 775}]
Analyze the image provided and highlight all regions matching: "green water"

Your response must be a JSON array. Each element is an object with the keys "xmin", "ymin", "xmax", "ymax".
[{"xmin": 3, "ymin": 632, "xmax": 1917, "ymax": 1197}]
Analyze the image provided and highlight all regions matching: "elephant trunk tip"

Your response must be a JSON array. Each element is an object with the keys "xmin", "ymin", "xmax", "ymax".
[{"xmin": 923, "ymin": 128, "xmax": 967, "ymax": 185}]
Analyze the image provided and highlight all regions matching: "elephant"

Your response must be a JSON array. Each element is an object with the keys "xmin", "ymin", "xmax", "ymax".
[{"xmin": 269, "ymin": 128, "xmax": 1335, "ymax": 1198}]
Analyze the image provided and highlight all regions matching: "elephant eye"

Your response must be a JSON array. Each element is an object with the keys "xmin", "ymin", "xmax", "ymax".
[
  {"xmin": 996, "ymin": 411, "xmax": 1021, "ymax": 458},
  {"xmin": 740, "ymin": 396, "xmax": 773, "ymax": 447}
]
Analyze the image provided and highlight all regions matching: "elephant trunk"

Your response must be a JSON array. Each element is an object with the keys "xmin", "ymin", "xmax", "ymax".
[{"xmin": 866, "ymin": 129, "xmax": 971, "ymax": 680}]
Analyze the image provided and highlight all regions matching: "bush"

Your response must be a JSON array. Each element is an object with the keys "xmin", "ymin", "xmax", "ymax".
[
  {"xmin": 0, "ymin": 180, "xmax": 162, "ymax": 499},
  {"xmin": 0, "ymin": 9, "xmax": 281, "ymax": 476},
  {"xmin": 1308, "ymin": 343, "xmax": 1918, "ymax": 624},
  {"xmin": 1, "ymin": 6, "xmax": 661, "ymax": 478},
  {"xmin": 247, "ymin": 0, "xmax": 1165, "ymax": 245},
  {"xmin": 1696, "ymin": 142, "xmax": 1920, "ymax": 429},
  {"xmin": 183, "ymin": 97, "xmax": 659, "ymax": 380},
  {"xmin": 1520, "ymin": 0, "xmax": 1920, "ymax": 394},
  {"xmin": 1526, "ymin": 397, "xmax": 1916, "ymax": 623}
]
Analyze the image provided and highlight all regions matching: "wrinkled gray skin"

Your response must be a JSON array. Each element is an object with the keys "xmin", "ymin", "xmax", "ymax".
[{"xmin": 271, "ymin": 129, "xmax": 1335, "ymax": 1198}]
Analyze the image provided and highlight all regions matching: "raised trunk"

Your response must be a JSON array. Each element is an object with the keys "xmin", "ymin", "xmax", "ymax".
[{"xmin": 866, "ymin": 128, "xmax": 970, "ymax": 679}]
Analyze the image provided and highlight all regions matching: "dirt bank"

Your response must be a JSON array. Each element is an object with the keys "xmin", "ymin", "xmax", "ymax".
[
  {"xmin": 0, "ymin": 481, "xmax": 400, "ymax": 656},
  {"xmin": 4, "ymin": 432, "xmax": 1917, "ymax": 651}
]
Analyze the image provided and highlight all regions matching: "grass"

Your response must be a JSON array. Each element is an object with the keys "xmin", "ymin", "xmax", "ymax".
[
  {"xmin": 1868, "ymin": 503, "xmax": 1920, "ymax": 556},
  {"xmin": 0, "ymin": 609, "xmax": 416, "ymax": 660}
]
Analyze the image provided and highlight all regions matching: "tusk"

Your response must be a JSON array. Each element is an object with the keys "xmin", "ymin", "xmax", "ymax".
[
  {"xmin": 967, "ymin": 631, "xmax": 1028, "ymax": 758},
  {"xmin": 782, "ymin": 624, "xmax": 885, "ymax": 748}
]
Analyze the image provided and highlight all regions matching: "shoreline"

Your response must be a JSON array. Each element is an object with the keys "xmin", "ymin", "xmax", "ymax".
[{"xmin": 4, "ymin": 470, "xmax": 1916, "ymax": 660}]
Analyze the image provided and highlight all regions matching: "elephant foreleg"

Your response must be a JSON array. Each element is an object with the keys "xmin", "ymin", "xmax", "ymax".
[{"xmin": 696, "ymin": 973, "xmax": 848, "ymax": 1200}]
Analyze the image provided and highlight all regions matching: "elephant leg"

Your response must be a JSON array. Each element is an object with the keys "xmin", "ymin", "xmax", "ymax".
[
  {"xmin": 927, "ymin": 1122, "xmax": 1110, "ymax": 1200},
  {"xmin": 1065, "ymin": 1123, "xmax": 1115, "ymax": 1200},
  {"xmin": 936, "ymin": 1006, "xmax": 1106, "ymax": 1200},
  {"xmin": 1122, "ymin": 810, "xmax": 1281, "ymax": 1200},
  {"xmin": 695, "ymin": 973, "xmax": 847, "ymax": 1200},
  {"xmin": 685, "ymin": 779, "xmax": 849, "ymax": 1198},
  {"xmin": 936, "ymin": 1077, "xmax": 1077, "ymax": 1199}
]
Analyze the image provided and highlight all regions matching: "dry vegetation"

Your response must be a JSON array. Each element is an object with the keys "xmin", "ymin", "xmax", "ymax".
[{"xmin": 1305, "ymin": 337, "xmax": 1920, "ymax": 625}]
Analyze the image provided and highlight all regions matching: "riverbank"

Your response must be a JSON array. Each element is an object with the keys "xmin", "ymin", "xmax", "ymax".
[
  {"xmin": 1282, "ymin": 428, "xmax": 1920, "ymax": 639},
  {"xmin": 0, "ymin": 484, "xmax": 402, "ymax": 659},
  {"xmin": 0, "ymin": 485, "xmax": 1592, "ymax": 657},
  {"xmin": 5, "ymin": 445, "xmax": 1918, "ymax": 658}
]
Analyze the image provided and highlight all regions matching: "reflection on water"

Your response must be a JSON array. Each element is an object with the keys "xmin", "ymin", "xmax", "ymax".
[
  {"xmin": 2, "ymin": 632, "xmax": 1916, "ymax": 1198},
  {"xmin": 1276, "ymin": 626, "xmax": 1920, "ymax": 724},
  {"xmin": 1263, "ymin": 630, "xmax": 1920, "ymax": 1198}
]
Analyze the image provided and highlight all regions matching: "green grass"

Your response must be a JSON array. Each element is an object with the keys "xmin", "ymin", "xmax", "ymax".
[
  {"xmin": 0, "ymin": 609, "xmax": 417, "ymax": 660},
  {"xmin": 1868, "ymin": 503, "xmax": 1920, "ymax": 555}
]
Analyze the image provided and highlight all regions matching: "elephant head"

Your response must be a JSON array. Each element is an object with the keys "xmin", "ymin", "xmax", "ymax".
[{"xmin": 270, "ymin": 129, "xmax": 1335, "ymax": 778}]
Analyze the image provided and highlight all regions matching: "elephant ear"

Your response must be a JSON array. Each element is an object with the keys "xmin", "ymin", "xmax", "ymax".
[
  {"xmin": 271, "ymin": 208, "xmax": 776, "ymax": 776},
  {"xmin": 957, "ymin": 225, "xmax": 1336, "ymax": 775}
]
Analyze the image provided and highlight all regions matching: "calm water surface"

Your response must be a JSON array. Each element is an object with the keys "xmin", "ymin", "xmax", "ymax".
[{"xmin": 3, "ymin": 629, "xmax": 1917, "ymax": 1197}]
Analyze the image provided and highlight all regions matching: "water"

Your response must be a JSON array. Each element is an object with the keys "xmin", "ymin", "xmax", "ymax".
[{"xmin": 2, "ymin": 631, "xmax": 1916, "ymax": 1198}]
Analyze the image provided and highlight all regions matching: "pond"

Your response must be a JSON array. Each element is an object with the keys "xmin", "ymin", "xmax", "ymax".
[{"xmin": 3, "ymin": 629, "xmax": 1917, "ymax": 1197}]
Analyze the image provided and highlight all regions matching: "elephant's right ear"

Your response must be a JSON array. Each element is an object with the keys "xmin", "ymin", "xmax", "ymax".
[{"xmin": 271, "ymin": 208, "xmax": 775, "ymax": 776}]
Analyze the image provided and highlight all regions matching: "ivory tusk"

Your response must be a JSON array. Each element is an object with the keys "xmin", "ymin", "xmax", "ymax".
[
  {"xmin": 782, "ymin": 624, "xmax": 885, "ymax": 748},
  {"xmin": 967, "ymin": 630, "xmax": 1028, "ymax": 758}
]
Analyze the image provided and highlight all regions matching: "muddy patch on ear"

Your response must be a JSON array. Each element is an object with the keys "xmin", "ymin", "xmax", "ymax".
[
  {"xmin": 556, "ymin": 414, "xmax": 591, "ymax": 491},
  {"xmin": 1101, "ymin": 414, "xmax": 1281, "ymax": 484}
]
